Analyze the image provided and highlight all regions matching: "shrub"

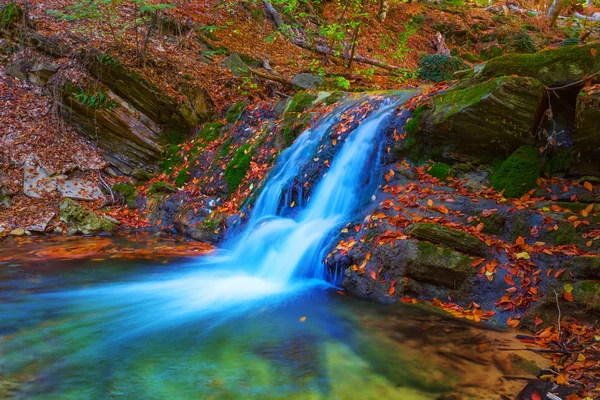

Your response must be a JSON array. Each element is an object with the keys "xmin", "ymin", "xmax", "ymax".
[{"xmin": 419, "ymin": 54, "xmax": 466, "ymax": 83}]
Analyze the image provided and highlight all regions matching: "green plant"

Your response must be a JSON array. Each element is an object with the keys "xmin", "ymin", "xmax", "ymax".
[
  {"xmin": 418, "ymin": 54, "xmax": 466, "ymax": 83},
  {"xmin": 74, "ymin": 89, "xmax": 118, "ymax": 110},
  {"xmin": 335, "ymin": 76, "xmax": 351, "ymax": 90},
  {"xmin": 0, "ymin": 3, "xmax": 24, "ymax": 28}
]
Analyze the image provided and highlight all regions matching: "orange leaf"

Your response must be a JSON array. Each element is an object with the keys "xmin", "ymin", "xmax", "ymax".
[
  {"xmin": 388, "ymin": 286, "xmax": 395, "ymax": 295},
  {"xmin": 370, "ymin": 270, "xmax": 377, "ymax": 280},
  {"xmin": 535, "ymin": 316, "xmax": 543, "ymax": 326},
  {"xmin": 583, "ymin": 181, "xmax": 593, "ymax": 192},
  {"xmin": 591, "ymin": 48, "xmax": 597, "ymax": 56},
  {"xmin": 563, "ymin": 291, "xmax": 573, "ymax": 302},
  {"xmin": 554, "ymin": 269, "xmax": 566, "ymax": 278}
]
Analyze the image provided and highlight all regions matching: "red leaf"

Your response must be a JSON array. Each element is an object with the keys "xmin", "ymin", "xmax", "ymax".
[{"xmin": 531, "ymin": 392, "xmax": 541, "ymax": 400}]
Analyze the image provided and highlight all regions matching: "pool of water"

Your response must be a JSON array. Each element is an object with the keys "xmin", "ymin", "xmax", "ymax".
[{"xmin": 0, "ymin": 238, "xmax": 543, "ymax": 399}]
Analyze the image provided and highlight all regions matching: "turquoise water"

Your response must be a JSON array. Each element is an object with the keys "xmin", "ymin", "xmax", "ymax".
[{"xmin": 0, "ymin": 252, "xmax": 531, "ymax": 400}]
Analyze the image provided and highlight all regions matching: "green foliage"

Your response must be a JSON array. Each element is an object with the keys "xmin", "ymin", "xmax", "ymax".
[
  {"xmin": 74, "ymin": 90, "xmax": 118, "ymax": 110},
  {"xmin": 175, "ymin": 168, "xmax": 190, "ymax": 187},
  {"xmin": 510, "ymin": 30, "xmax": 537, "ymax": 54},
  {"xmin": 286, "ymin": 91, "xmax": 317, "ymax": 113},
  {"xmin": 112, "ymin": 183, "xmax": 138, "ymax": 207},
  {"xmin": 225, "ymin": 143, "xmax": 254, "ymax": 193},
  {"xmin": 334, "ymin": 76, "xmax": 351, "ymax": 90},
  {"xmin": 489, "ymin": 145, "xmax": 541, "ymax": 198},
  {"xmin": 161, "ymin": 144, "xmax": 184, "ymax": 174},
  {"xmin": 480, "ymin": 45, "xmax": 504, "ymax": 61},
  {"xmin": 0, "ymin": 3, "xmax": 24, "ymax": 28},
  {"xmin": 97, "ymin": 53, "xmax": 122, "ymax": 67},
  {"xmin": 419, "ymin": 54, "xmax": 466, "ymax": 83},
  {"xmin": 560, "ymin": 37, "xmax": 581, "ymax": 47}
]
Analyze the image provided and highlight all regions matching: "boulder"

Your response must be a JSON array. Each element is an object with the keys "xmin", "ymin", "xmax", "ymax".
[
  {"xmin": 292, "ymin": 73, "xmax": 325, "ymax": 90},
  {"xmin": 223, "ymin": 53, "xmax": 251, "ymax": 77},
  {"xmin": 472, "ymin": 42, "xmax": 600, "ymax": 86},
  {"xmin": 59, "ymin": 198, "xmax": 115, "ymax": 235},
  {"xmin": 23, "ymin": 165, "xmax": 57, "ymax": 198},
  {"xmin": 574, "ymin": 87, "xmax": 600, "ymax": 176},
  {"xmin": 407, "ymin": 223, "xmax": 488, "ymax": 256},
  {"xmin": 411, "ymin": 76, "xmax": 545, "ymax": 162}
]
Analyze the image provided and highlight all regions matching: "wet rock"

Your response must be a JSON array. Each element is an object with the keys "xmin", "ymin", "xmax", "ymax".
[
  {"xmin": 292, "ymin": 73, "xmax": 325, "ymax": 90},
  {"xmin": 407, "ymin": 222, "xmax": 488, "ymax": 257},
  {"xmin": 223, "ymin": 53, "xmax": 250, "ymax": 77},
  {"xmin": 405, "ymin": 241, "xmax": 474, "ymax": 289},
  {"xmin": 59, "ymin": 198, "xmax": 115, "ymax": 235},
  {"xmin": 560, "ymin": 256, "xmax": 600, "ymax": 279},
  {"xmin": 25, "ymin": 212, "xmax": 55, "ymax": 232},
  {"xmin": 574, "ymin": 87, "xmax": 600, "ymax": 176},
  {"xmin": 413, "ymin": 76, "xmax": 544, "ymax": 162},
  {"xmin": 58, "ymin": 178, "xmax": 104, "ymax": 201}
]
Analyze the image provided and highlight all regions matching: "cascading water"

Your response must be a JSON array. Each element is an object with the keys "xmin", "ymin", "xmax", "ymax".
[{"xmin": 1, "ymin": 90, "xmax": 418, "ymax": 339}]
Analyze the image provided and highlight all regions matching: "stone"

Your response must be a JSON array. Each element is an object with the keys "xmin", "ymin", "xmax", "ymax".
[
  {"xmin": 412, "ymin": 76, "xmax": 545, "ymax": 162},
  {"xmin": 407, "ymin": 222, "xmax": 488, "ymax": 256},
  {"xmin": 404, "ymin": 241, "xmax": 475, "ymax": 288},
  {"xmin": 23, "ymin": 165, "xmax": 57, "ymax": 198},
  {"xmin": 470, "ymin": 42, "xmax": 600, "ymax": 86},
  {"xmin": 25, "ymin": 212, "xmax": 55, "ymax": 232},
  {"xmin": 223, "ymin": 53, "xmax": 251, "ymax": 77},
  {"xmin": 9, "ymin": 228, "xmax": 25, "ymax": 236},
  {"xmin": 58, "ymin": 178, "xmax": 104, "ymax": 201},
  {"xmin": 574, "ymin": 88, "xmax": 600, "ymax": 176},
  {"xmin": 59, "ymin": 198, "xmax": 115, "ymax": 235},
  {"xmin": 27, "ymin": 61, "xmax": 60, "ymax": 85},
  {"xmin": 560, "ymin": 256, "xmax": 600, "ymax": 279},
  {"xmin": 292, "ymin": 73, "xmax": 325, "ymax": 90}
]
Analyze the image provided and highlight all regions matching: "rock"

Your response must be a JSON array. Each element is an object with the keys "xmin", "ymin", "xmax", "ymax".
[
  {"xmin": 407, "ymin": 223, "xmax": 488, "ymax": 257},
  {"xmin": 404, "ymin": 241, "xmax": 474, "ymax": 288},
  {"xmin": 292, "ymin": 73, "xmax": 325, "ymax": 90},
  {"xmin": 59, "ymin": 198, "xmax": 115, "ymax": 235},
  {"xmin": 23, "ymin": 165, "xmax": 57, "ymax": 198},
  {"xmin": 560, "ymin": 256, "xmax": 600, "ymax": 279},
  {"xmin": 25, "ymin": 212, "xmax": 55, "ymax": 232},
  {"xmin": 53, "ymin": 226, "xmax": 63, "ymax": 234},
  {"xmin": 574, "ymin": 87, "xmax": 600, "ymax": 175},
  {"xmin": 61, "ymin": 87, "xmax": 164, "ymax": 175},
  {"xmin": 58, "ymin": 178, "xmax": 104, "ymax": 201},
  {"xmin": 412, "ymin": 76, "xmax": 544, "ymax": 162},
  {"xmin": 472, "ymin": 42, "xmax": 600, "ymax": 86},
  {"xmin": 9, "ymin": 228, "xmax": 25, "ymax": 236},
  {"xmin": 223, "ymin": 53, "xmax": 251, "ymax": 77},
  {"xmin": 489, "ymin": 145, "xmax": 541, "ymax": 198},
  {"xmin": 0, "ymin": 226, "xmax": 6, "ymax": 237},
  {"xmin": 574, "ymin": 281, "xmax": 600, "ymax": 312},
  {"xmin": 27, "ymin": 61, "xmax": 60, "ymax": 85}
]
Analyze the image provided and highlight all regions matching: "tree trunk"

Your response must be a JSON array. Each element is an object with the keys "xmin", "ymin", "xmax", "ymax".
[
  {"xmin": 547, "ymin": 0, "xmax": 569, "ymax": 27},
  {"xmin": 377, "ymin": 0, "xmax": 389, "ymax": 22}
]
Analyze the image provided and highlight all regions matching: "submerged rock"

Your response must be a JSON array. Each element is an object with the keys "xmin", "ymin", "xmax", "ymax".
[
  {"xmin": 59, "ymin": 198, "xmax": 115, "ymax": 235},
  {"xmin": 412, "ymin": 76, "xmax": 544, "ymax": 162}
]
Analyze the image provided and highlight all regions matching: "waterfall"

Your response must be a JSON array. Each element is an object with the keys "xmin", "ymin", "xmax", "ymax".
[{"xmin": 1, "ymin": 90, "xmax": 418, "ymax": 338}]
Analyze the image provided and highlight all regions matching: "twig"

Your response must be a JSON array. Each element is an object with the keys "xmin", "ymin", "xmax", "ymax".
[
  {"xmin": 97, "ymin": 173, "xmax": 114, "ymax": 205},
  {"xmin": 553, "ymin": 289, "xmax": 562, "ymax": 338},
  {"xmin": 546, "ymin": 71, "xmax": 600, "ymax": 91}
]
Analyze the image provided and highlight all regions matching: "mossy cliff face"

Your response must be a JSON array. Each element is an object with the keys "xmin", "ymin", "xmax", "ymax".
[
  {"xmin": 473, "ymin": 42, "xmax": 600, "ymax": 86},
  {"xmin": 574, "ymin": 88, "xmax": 600, "ymax": 176},
  {"xmin": 412, "ymin": 76, "xmax": 544, "ymax": 162}
]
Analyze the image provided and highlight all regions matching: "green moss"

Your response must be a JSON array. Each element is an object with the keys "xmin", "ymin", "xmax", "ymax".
[
  {"xmin": 560, "ymin": 37, "xmax": 581, "ymax": 47},
  {"xmin": 323, "ymin": 91, "xmax": 346, "ymax": 105},
  {"xmin": 489, "ymin": 145, "xmax": 541, "ymax": 198},
  {"xmin": 426, "ymin": 162, "xmax": 453, "ymax": 180},
  {"xmin": 112, "ymin": 183, "xmax": 138, "ymax": 207},
  {"xmin": 199, "ymin": 122, "xmax": 224, "ymax": 142},
  {"xmin": 480, "ymin": 45, "xmax": 504, "ymax": 61},
  {"xmin": 575, "ymin": 281, "xmax": 600, "ymax": 311},
  {"xmin": 0, "ymin": 3, "xmax": 24, "ymax": 28},
  {"xmin": 161, "ymin": 144, "xmax": 184, "ymax": 174},
  {"xmin": 418, "ymin": 54, "xmax": 466, "ymax": 83},
  {"xmin": 285, "ymin": 91, "xmax": 317, "ymax": 113},
  {"xmin": 409, "ymin": 241, "xmax": 474, "ymax": 288},
  {"xmin": 163, "ymin": 128, "xmax": 188, "ymax": 145},
  {"xmin": 59, "ymin": 198, "xmax": 115, "ymax": 235},
  {"xmin": 478, "ymin": 42, "xmax": 600, "ymax": 85},
  {"xmin": 225, "ymin": 143, "xmax": 254, "ymax": 193},
  {"xmin": 148, "ymin": 181, "xmax": 178, "ymax": 195},
  {"xmin": 551, "ymin": 222, "xmax": 578, "ymax": 246},
  {"xmin": 403, "ymin": 105, "xmax": 427, "ymax": 162},
  {"xmin": 175, "ymin": 168, "xmax": 190, "ymax": 187},
  {"xmin": 409, "ymin": 223, "xmax": 486, "ymax": 256},
  {"xmin": 431, "ymin": 78, "xmax": 506, "ymax": 117},
  {"xmin": 96, "ymin": 53, "xmax": 122, "ymax": 67},
  {"xmin": 509, "ymin": 30, "xmax": 537, "ymax": 54},
  {"xmin": 281, "ymin": 112, "xmax": 311, "ymax": 147},
  {"xmin": 509, "ymin": 212, "xmax": 530, "ymax": 241},
  {"xmin": 218, "ymin": 137, "xmax": 234, "ymax": 159},
  {"xmin": 546, "ymin": 150, "xmax": 578, "ymax": 175},
  {"xmin": 480, "ymin": 212, "xmax": 506, "ymax": 236},
  {"xmin": 225, "ymin": 100, "xmax": 246, "ymax": 124}
]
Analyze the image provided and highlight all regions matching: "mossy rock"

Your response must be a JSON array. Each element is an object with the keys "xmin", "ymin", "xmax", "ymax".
[
  {"xmin": 225, "ymin": 100, "xmax": 246, "ymax": 124},
  {"xmin": 285, "ymin": 91, "xmax": 317, "ymax": 113},
  {"xmin": 559, "ymin": 37, "xmax": 581, "ymax": 47},
  {"xmin": 0, "ymin": 3, "xmax": 24, "ymax": 28},
  {"xmin": 574, "ymin": 281, "xmax": 600, "ymax": 311},
  {"xmin": 550, "ymin": 222, "xmax": 578, "ymax": 246},
  {"xmin": 112, "ymin": 182, "xmax": 138, "ymax": 207},
  {"xmin": 323, "ymin": 91, "xmax": 346, "ymax": 105},
  {"xmin": 480, "ymin": 211, "xmax": 506, "ymax": 236},
  {"xmin": 419, "ymin": 54, "xmax": 466, "ymax": 83},
  {"xmin": 426, "ymin": 162, "xmax": 453, "ymax": 181},
  {"xmin": 225, "ymin": 144, "xmax": 254, "ymax": 193},
  {"xmin": 560, "ymin": 256, "xmax": 600, "ymax": 279},
  {"xmin": 473, "ymin": 42, "xmax": 600, "ymax": 86},
  {"xmin": 507, "ymin": 30, "xmax": 537, "ymax": 54},
  {"xmin": 415, "ymin": 77, "xmax": 544, "ymax": 163},
  {"xmin": 281, "ymin": 112, "xmax": 312, "ymax": 148},
  {"xmin": 405, "ymin": 241, "xmax": 474, "ymax": 288},
  {"xmin": 59, "ymin": 198, "xmax": 115, "ymax": 235},
  {"xmin": 199, "ymin": 122, "xmax": 224, "ymax": 142},
  {"xmin": 489, "ymin": 145, "xmax": 541, "ymax": 198},
  {"xmin": 408, "ymin": 223, "xmax": 488, "ymax": 257},
  {"xmin": 148, "ymin": 181, "xmax": 178, "ymax": 194},
  {"xmin": 574, "ymin": 88, "xmax": 600, "ymax": 176},
  {"xmin": 480, "ymin": 45, "xmax": 504, "ymax": 61}
]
